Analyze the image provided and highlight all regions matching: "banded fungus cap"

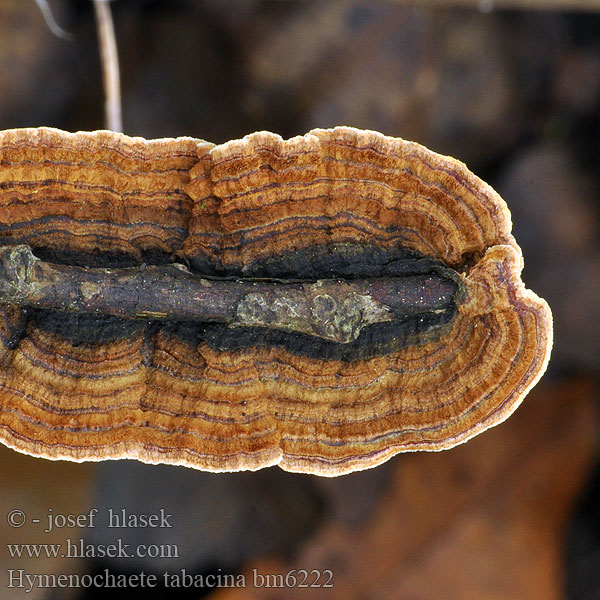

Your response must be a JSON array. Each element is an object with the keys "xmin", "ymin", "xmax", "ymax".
[{"xmin": 0, "ymin": 126, "xmax": 552, "ymax": 476}]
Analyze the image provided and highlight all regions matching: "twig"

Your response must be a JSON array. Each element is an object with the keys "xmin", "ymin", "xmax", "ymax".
[
  {"xmin": 93, "ymin": 0, "xmax": 122, "ymax": 132},
  {"xmin": 0, "ymin": 245, "xmax": 458, "ymax": 344},
  {"xmin": 34, "ymin": 0, "xmax": 73, "ymax": 40}
]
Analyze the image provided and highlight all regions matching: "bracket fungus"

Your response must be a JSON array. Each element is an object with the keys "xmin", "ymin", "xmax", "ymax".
[{"xmin": 0, "ymin": 127, "xmax": 552, "ymax": 476}]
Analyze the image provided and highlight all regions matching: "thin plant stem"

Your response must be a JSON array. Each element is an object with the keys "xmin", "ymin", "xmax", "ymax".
[
  {"xmin": 93, "ymin": 0, "xmax": 122, "ymax": 132},
  {"xmin": 34, "ymin": 0, "xmax": 73, "ymax": 40}
]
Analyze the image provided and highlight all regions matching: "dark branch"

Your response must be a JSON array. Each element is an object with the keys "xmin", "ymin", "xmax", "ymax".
[{"xmin": 0, "ymin": 245, "xmax": 457, "ymax": 343}]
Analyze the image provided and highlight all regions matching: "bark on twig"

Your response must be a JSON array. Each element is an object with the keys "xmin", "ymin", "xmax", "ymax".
[{"xmin": 0, "ymin": 245, "xmax": 457, "ymax": 343}]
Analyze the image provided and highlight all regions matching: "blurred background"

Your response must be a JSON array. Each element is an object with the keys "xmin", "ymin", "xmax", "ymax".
[{"xmin": 1, "ymin": 1, "xmax": 599, "ymax": 598}]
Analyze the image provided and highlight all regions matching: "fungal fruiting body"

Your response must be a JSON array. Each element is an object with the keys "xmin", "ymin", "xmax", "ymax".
[{"xmin": 0, "ymin": 127, "xmax": 552, "ymax": 476}]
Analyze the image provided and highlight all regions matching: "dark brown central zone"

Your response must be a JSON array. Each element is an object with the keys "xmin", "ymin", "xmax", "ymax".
[{"xmin": 5, "ymin": 242, "xmax": 461, "ymax": 361}]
